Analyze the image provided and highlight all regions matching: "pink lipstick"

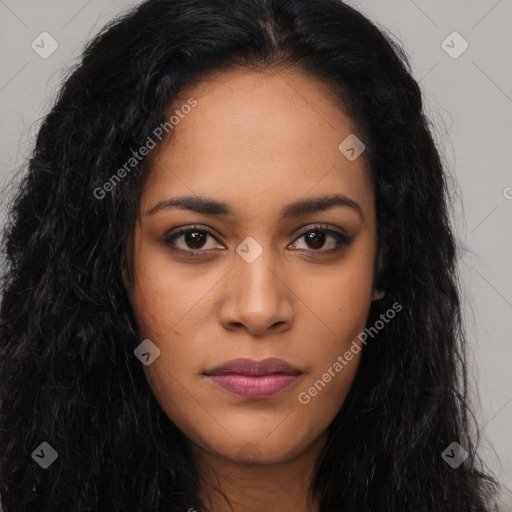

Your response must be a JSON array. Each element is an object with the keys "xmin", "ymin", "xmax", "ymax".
[{"xmin": 203, "ymin": 357, "xmax": 302, "ymax": 399}]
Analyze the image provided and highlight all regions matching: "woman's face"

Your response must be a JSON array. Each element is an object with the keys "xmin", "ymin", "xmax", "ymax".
[{"xmin": 127, "ymin": 67, "xmax": 377, "ymax": 465}]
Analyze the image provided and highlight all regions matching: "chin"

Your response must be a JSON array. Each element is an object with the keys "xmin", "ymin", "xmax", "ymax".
[{"xmin": 196, "ymin": 429, "xmax": 315, "ymax": 465}]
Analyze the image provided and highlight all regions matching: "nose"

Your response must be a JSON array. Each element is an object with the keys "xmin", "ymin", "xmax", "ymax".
[{"xmin": 217, "ymin": 246, "xmax": 294, "ymax": 337}]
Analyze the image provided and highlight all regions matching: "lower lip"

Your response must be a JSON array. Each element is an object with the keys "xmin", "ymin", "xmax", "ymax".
[{"xmin": 206, "ymin": 373, "xmax": 300, "ymax": 398}]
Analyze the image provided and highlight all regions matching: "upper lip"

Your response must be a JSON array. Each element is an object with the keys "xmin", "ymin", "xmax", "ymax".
[{"xmin": 203, "ymin": 357, "xmax": 302, "ymax": 376}]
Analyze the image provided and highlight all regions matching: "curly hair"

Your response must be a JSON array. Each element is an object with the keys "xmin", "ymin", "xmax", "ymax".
[{"xmin": 0, "ymin": 0, "xmax": 499, "ymax": 510}]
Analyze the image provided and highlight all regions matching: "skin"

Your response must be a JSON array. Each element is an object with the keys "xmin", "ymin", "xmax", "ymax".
[{"xmin": 125, "ymin": 67, "xmax": 380, "ymax": 512}]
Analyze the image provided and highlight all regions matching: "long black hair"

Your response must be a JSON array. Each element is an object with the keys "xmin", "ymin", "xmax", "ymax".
[{"xmin": 0, "ymin": 0, "xmax": 499, "ymax": 510}]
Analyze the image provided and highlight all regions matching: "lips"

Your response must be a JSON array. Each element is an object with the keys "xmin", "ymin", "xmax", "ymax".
[{"xmin": 203, "ymin": 358, "xmax": 303, "ymax": 399}]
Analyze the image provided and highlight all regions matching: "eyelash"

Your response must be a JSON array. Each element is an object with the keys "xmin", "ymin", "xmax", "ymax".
[{"xmin": 162, "ymin": 223, "xmax": 353, "ymax": 258}]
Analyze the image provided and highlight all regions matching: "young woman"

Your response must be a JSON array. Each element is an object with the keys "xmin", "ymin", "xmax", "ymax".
[{"xmin": 0, "ymin": 0, "xmax": 502, "ymax": 510}]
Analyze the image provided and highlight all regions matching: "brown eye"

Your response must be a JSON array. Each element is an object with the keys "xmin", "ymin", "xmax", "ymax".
[
  {"xmin": 289, "ymin": 225, "xmax": 353, "ymax": 254},
  {"xmin": 163, "ymin": 225, "xmax": 225, "ymax": 255},
  {"xmin": 304, "ymin": 230, "xmax": 327, "ymax": 250},
  {"xmin": 181, "ymin": 230, "xmax": 208, "ymax": 249}
]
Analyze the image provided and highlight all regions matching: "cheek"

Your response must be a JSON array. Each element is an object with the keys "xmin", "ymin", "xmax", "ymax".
[
  {"xmin": 128, "ymin": 246, "xmax": 215, "ymax": 409},
  {"xmin": 291, "ymin": 246, "xmax": 374, "ymax": 409},
  {"xmin": 129, "ymin": 243, "xmax": 209, "ymax": 338},
  {"xmin": 293, "ymin": 282, "xmax": 368, "ymax": 409},
  {"xmin": 298, "ymin": 244, "xmax": 375, "ymax": 342}
]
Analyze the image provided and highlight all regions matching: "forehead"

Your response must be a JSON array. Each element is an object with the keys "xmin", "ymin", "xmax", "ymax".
[{"xmin": 142, "ymin": 68, "xmax": 374, "ymax": 221}]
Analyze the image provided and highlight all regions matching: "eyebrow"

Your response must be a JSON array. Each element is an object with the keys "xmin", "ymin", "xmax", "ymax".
[{"xmin": 147, "ymin": 194, "xmax": 363, "ymax": 219}]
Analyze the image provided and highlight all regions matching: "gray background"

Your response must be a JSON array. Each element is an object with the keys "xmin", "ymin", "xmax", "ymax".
[{"xmin": 0, "ymin": 0, "xmax": 511, "ymax": 498}]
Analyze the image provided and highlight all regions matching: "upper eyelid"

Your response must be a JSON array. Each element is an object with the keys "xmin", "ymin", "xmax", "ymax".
[{"xmin": 289, "ymin": 222, "xmax": 350, "ymax": 238}]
